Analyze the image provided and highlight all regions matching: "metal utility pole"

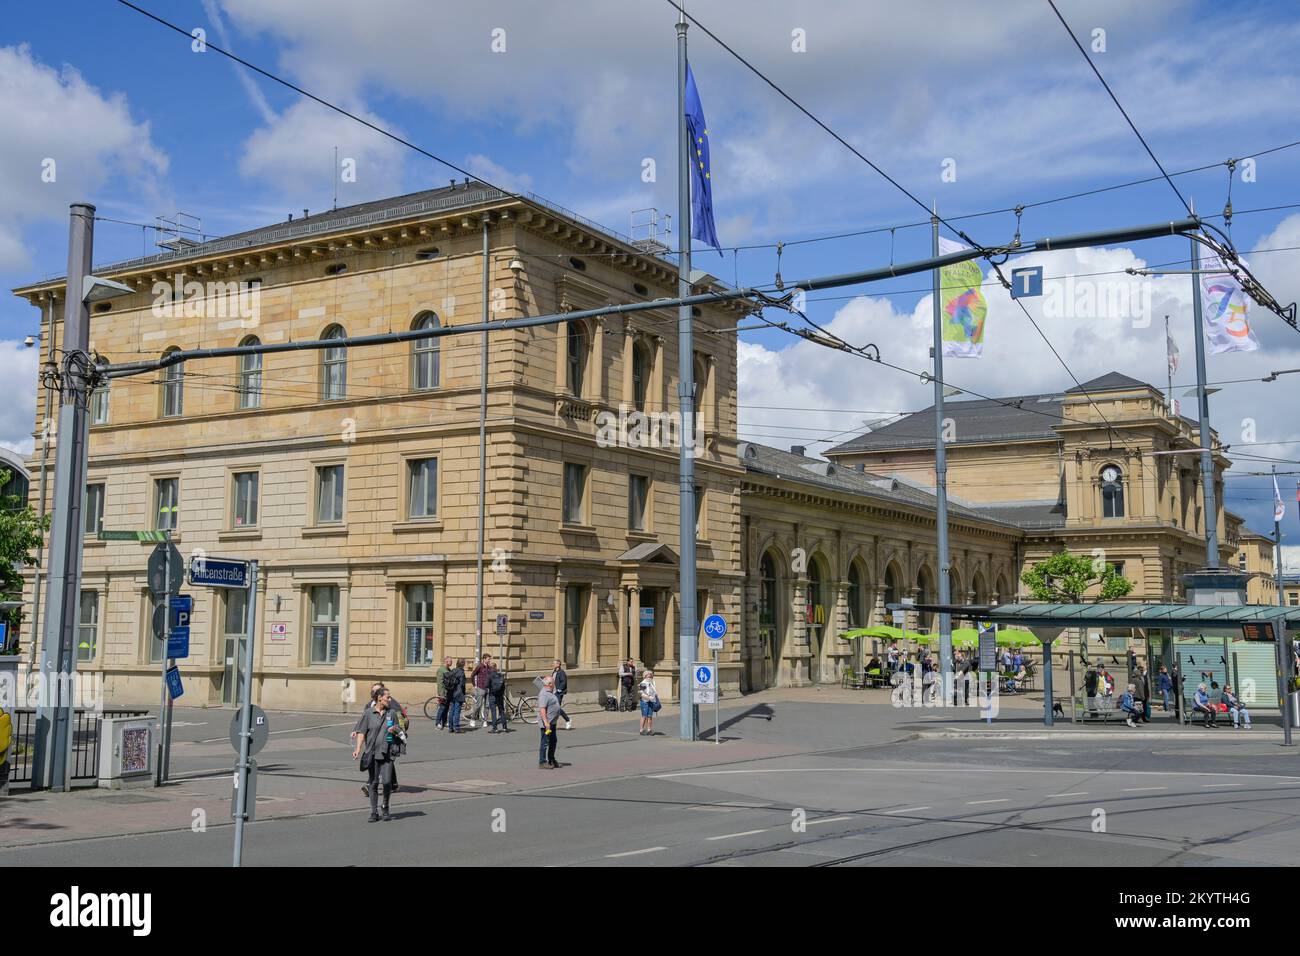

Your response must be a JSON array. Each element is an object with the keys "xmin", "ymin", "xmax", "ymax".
[
  {"xmin": 1163, "ymin": 314, "xmax": 1174, "ymax": 411},
  {"xmin": 475, "ymin": 215, "xmax": 489, "ymax": 664},
  {"xmin": 675, "ymin": 6, "xmax": 699, "ymax": 741},
  {"xmin": 1274, "ymin": 465, "xmax": 1295, "ymax": 740},
  {"xmin": 1189, "ymin": 223, "xmax": 1219, "ymax": 567},
  {"xmin": 31, "ymin": 203, "xmax": 96, "ymax": 792},
  {"xmin": 930, "ymin": 210, "xmax": 953, "ymax": 704},
  {"xmin": 233, "ymin": 561, "xmax": 259, "ymax": 866},
  {"xmin": 29, "ymin": 296, "xmax": 57, "ymax": 684}
]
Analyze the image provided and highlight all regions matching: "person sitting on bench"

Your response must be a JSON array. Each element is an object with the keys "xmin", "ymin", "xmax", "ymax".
[
  {"xmin": 1221, "ymin": 684, "xmax": 1252, "ymax": 729},
  {"xmin": 1191, "ymin": 683, "xmax": 1218, "ymax": 727},
  {"xmin": 1120, "ymin": 684, "xmax": 1143, "ymax": 727}
]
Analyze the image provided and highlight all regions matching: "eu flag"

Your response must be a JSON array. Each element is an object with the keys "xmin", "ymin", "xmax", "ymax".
[{"xmin": 684, "ymin": 64, "xmax": 721, "ymax": 253}]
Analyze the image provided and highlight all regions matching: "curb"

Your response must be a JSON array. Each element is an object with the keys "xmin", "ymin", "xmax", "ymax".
[{"xmin": 918, "ymin": 729, "xmax": 1279, "ymax": 741}]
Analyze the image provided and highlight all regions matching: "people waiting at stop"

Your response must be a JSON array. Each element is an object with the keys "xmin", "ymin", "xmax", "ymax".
[
  {"xmin": 1221, "ymin": 684, "xmax": 1251, "ymax": 729},
  {"xmin": 1120, "ymin": 683, "xmax": 1144, "ymax": 727},
  {"xmin": 1191, "ymin": 683, "xmax": 1218, "ymax": 727}
]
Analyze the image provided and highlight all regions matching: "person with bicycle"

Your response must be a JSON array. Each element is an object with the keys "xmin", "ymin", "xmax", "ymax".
[
  {"xmin": 638, "ymin": 669, "xmax": 660, "ymax": 735},
  {"xmin": 469, "ymin": 654, "xmax": 494, "ymax": 729},
  {"xmin": 552, "ymin": 660, "xmax": 573, "ymax": 730},
  {"xmin": 487, "ymin": 659, "xmax": 509, "ymax": 733},
  {"xmin": 445, "ymin": 659, "xmax": 467, "ymax": 733},
  {"xmin": 433, "ymin": 656, "xmax": 453, "ymax": 729}
]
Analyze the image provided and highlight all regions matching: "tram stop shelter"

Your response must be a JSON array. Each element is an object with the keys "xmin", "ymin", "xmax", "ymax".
[{"xmin": 901, "ymin": 601, "xmax": 1299, "ymax": 741}]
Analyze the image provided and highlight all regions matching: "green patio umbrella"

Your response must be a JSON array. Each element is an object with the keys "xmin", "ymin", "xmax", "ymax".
[
  {"xmin": 840, "ymin": 625, "xmax": 907, "ymax": 641},
  {"xmin": 916, "ymin": 626, "xmax": 1056, "ymax": 647}
]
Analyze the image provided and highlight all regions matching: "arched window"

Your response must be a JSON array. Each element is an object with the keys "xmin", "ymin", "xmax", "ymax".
[
  {"xmin": 916, "ymin": 565, "xmax": 935, "ymax": 633},
  {"xmin": 412, "ymin": 313, "xmax": 440, "ymax": 390},
  {"xmin": 1101, "ymin": 464, "xmax": 1125, "ymax": 518},
  {"xmin": 238, "ymin": 336, "xmax": 262, "ymax": 409},
  {"xmin": 566, "ymin": 321, "xmax": 588, "ymax": 396},
  {"xmin": 161, "ymin": 347, "xmax": 184, "ymax": 418},
  {"xmin": 883, "ymin": 563, "xmax": 900, "ymax": 609},
  {"xmin": 321, "ymin": 325, "xmax": 347, "ymax": 400},
  {"xmin": 632, "ymin": 340, "xmax": 651, "ymax": 411}
]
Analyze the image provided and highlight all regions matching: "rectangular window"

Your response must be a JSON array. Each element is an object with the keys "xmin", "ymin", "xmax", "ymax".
[
  {"xmin": 404, "ymin": 584, "xmax": 436, "ymax": 667},
  {"xmin": 564, "ymin": 584, "xmax": 587, "ymax": 666},
  {"xmin": 315, "ymin": 465, "xmax": 344, "ymax": 524},
  {"xmin": 154, "ymin": 477, "xmax": 179, "ymax": 531},
  {"xmin": 1238, "ymin": 551, "xmax": 1247, "ymax": 571},
  {"xmin": 239, "ymin": 353, "xmax": 262, "ymax": 409},
  {"xmin": 310, "ymin": 585, "xmax": 340, "ymax": 664},
  {"xmin": 563, "ymin": 463, "xmax": 586, "ymax": 525},
  {"xmin": 1290, "ymin": 594, "xmax": 1298, "ymax": 607},
  {"xmin": 77, "ymin": 590, "xmax": 98, "ymax": 662},
  {"xmin": 83, "ymin": 483, "xmax": 105, "ymax": 536},
  {"xmin": 232, "ymin": 471, "xmax": 259, "ymax": 527},
  {"xmin": 407, "ymin": 458, "xmax": 438, "ymax": 519},
  {"xmin": 225, "ymin": 587, "xmax": 249, "ymax": 638},
  {"xmin": 628, "ymin": 474, "xmax": 648, "ymax": 531},
  {"xmin": 89, "ymin": 387, "xmax": 109, "ymax": 425},
  {"xmin": 162, "ymin": 364, "xmax": 184, "ymax": 418}
]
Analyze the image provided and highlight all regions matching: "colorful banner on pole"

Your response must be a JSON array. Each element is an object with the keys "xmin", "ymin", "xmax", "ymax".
[
  {"xmin": 1199, "ymin": 254, "xmax": 1260, "ymax": 354},
  {"xmin": 937, "ymin": 236, "xmax": 988, "ymax": 358},
  {"xmin": 1275, "ymin": 474, "xmax": 1286, "ymax": 524}
]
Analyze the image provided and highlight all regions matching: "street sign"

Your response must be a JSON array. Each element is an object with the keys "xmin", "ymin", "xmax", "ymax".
[
  {"xmin": 190, "ymin": 556, "xmax": 250, "ymax": 589},
  {"xmin": 692, "ymin": 663, "xmax": 716, "ymax": 704},
  {"xmin": 147, "ymin": 542, "xmax": 184, "ymax": 599},
  {"xmin": 1010, "ymin": 266, "xmax": 1043, "ymax": 298},
  {"xmin": 230, "ymin": 705, "xmax": 270, "ymax": 756},
  {"xmin": 978, "ymin": 622, "xmax": 998, "ymax": 671},
  {"xmin": 496, "ymin": 614, "xmax": 508, "ymax": 635},
  {"xmin": 528, "ymin": 610, "xmax": 544, "ymax": 621},
  {"xmin": 703, "ymin": 613, "xmax": 727, "ymax": 651},
  {"xmin": 166, "ymin": 666, "xmax": 184, "ymax": 700},
  {"xmin": 891, "ymin": 609, "xmax": 906, "ymax": 625},
  {"xmin": 99, "ymin": 529, "xmax": 169, "ymax": 542},
  {"xmin": 167, "ymin": 627, "xmax": 190, "ymax": 659},
  {"xmin": 639, "ymin": 606, "xmax": 655, "ymax": 628}
]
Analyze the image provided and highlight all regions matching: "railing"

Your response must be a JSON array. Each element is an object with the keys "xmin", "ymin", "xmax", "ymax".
[{"xmin": 7, "ymin": 707, "xmax": 151, "ymax": 787}]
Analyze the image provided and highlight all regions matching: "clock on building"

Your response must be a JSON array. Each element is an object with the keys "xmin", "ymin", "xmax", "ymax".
[{"xmin": 1101, "ymin": 466, "xmax": 1120, "ymax": 483}]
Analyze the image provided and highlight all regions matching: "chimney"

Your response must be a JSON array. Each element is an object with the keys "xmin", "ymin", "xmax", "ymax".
[
  {"xmin": 303, "ymin": 208, "xmax": 309, "ymax": 219},
  {"xmin": 790, "ymin": 445, "xmax": 806, "ymax": 457},
  {"xmin": 287, "ymin": 213, "xmax": 293, "ymax": 221}
]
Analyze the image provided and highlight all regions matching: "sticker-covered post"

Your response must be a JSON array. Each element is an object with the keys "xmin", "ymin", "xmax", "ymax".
[{"xmin": 233, "ymin": 560, "xmax": 258, "ymax": 866}]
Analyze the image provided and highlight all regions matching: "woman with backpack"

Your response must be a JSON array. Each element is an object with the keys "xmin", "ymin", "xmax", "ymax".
[
  {"xmin": 487, "ymin": 661, "xmax": 509, "ymax": 733},
  {"xmin": 445, "ymin": 659, "xmax": 467, "ymax": 733},
  {"xmin": 352, "ymin": 683, "xmax": 408, "ymax": 797},
  {"xmin": 638, "ymin": 669, "xmax": 660, "ymax": 736},
  {"xmin": 351, "ymin": 688, "xmax": 405, "ymax": 822}
]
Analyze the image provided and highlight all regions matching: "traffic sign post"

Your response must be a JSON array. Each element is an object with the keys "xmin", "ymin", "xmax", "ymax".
[
  {"xmin": 229, "ymin": 560, "xmax": 259, "ymax": 867},
  {"xmin": 152, "ymin": 534, "xmax": 182, "ymax": 786},
  {"xmin": 189, "ymin": 556, "xmax": 250, "ymax": 589},
  {"xmin": 701, "ymin": 615, "xmax": 727, "ymax": 745}
]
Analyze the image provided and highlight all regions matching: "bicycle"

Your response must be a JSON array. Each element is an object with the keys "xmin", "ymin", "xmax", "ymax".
[{"xmin": 422, "ymin": 687, "xmax": 537, "ymax": 725}]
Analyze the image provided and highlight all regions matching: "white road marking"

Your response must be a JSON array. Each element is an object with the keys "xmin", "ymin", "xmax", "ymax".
[
  {"xmin": 806, "ymin": 815, "xmax": 854, "ymax": 826},
  {"xmin": 885, "ymin": 806, "xmax": 931, "ymax": 814},
  {"xmin": 1202, "ymin": 783, "xmax": 1242, "ymax": 788},
  {"xmin": 707, "ymin": 829, "xmax": 769, "ymax": 841},
  {"xmin": 651, "ymin": 767, "xmax": 1300, "ymax": 783},
  {"xmin": 1049, "ymin": 792, "xmax": 1089, "ymax": 797},
  {"xmin": 606, "ymin": 846, "xmax": 666, "ymax": 858},
  {"xmin": 1122, "ymin": 787, "xmax": 1167, "ymax": 792},
  {"xmin": 967, "ymin": 798, "xmax": 1011, "ymax": 805}
]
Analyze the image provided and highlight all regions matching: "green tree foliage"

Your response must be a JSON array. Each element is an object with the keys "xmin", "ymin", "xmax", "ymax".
[
  {"xmin": 0, "ymin": 468, "xmax": 48, "ymax": 652},
  {"xmin": 1019, "ymin": 550, "xmax": 1135, "ymax": 603}
]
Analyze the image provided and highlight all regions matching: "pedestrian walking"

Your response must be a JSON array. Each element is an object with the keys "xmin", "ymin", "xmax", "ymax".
[
  {"xmin": 1133, "ymin": 663, "xmax": 1151, "ymax": 722},
  {"xmin": 638, "ymin": 670, "xmax": 660, "ymax": 735},
  {"xmin": 469, "ymin": 654, "xmax": 493, "ymax": 729},
  {"xmin": 487, "ymin": 660, "xmax": 509, "ymax": 733},
  {"xmin": 352, "ymin": 683, "xmax": 407, "ymax": 796},
  {"xmin": 552, "ymin": 659, "xmax": 573, "ymax": 730},
  {"xmin": 444, "ymin": 658, "xmax": 467, "ymax": 732},
  {"xmin": 433, "ymin": 656, "xmax": 453, "ymax": 729},
  {"xmin": 537, "ymin": 675, "xmax": 561, "ymax": 769},
  {"xmin": 351, "ymin": 688, "xmax": 405, "ymax": 822}
]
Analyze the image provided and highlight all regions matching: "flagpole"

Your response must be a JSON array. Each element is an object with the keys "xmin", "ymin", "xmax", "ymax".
[
  {"xmin": 930, "ymin": 205, "xmax": 954, "ymax": 709},
  {"xmin": 675, "ymin": 4, "xmax": 699, "ymax": 742},
  {"xmin": 1273, "ymin": 465, "xmax": 1294, "ymax": 744}
]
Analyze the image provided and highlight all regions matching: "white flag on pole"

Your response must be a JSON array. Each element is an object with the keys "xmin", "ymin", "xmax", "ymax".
[
  {"xmin": 1199, "ymin": 254, "xmax": 1260, "ymax": 354},
  {"xmin": 1275, "ymin": 473, "xmax": 1286, "ymax": 524},
  {"xmin": 1166, "ymin": 327, "xmax": 1180, "ymax": 376}
]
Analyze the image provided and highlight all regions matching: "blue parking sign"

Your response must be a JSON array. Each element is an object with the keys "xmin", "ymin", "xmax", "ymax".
[{"xmin": 166, "ymin": 666, "xmax": 184, "ymax": 700}]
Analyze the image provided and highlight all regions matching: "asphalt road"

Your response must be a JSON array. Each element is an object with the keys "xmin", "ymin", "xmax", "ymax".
[{"xmin": 5, "ymin": 696, "xmax": 1300, "ymax": 866}]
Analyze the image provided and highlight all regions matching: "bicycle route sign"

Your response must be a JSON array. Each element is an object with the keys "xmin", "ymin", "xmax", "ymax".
[{"xmin": 702, "ymin": 614, "xmax": 727, "ymax": 651}]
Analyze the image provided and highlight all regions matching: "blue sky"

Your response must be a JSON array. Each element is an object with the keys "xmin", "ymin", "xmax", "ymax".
[{"xmin": 3, "ymin": 0, "xmax": 1300, "ymax": 539}]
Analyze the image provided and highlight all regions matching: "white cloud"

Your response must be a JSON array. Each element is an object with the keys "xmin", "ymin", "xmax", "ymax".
[
  {"xmin": 0, "ymin": 44, "xmax": 169, "ymax": 271},
  {"xmin": 465, "ymin": 154, "xmax": 533, "ymax": 194},
  {"xmin": 0, "ymin": 340, "xmax": 39, "ymax": 455}
]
